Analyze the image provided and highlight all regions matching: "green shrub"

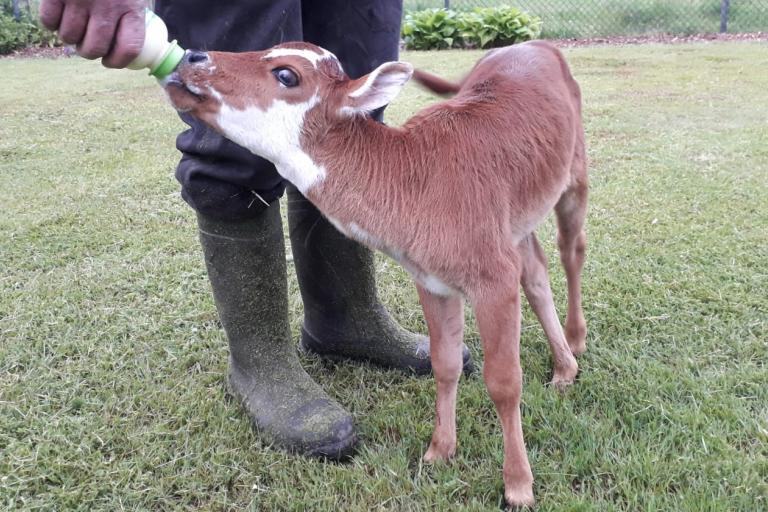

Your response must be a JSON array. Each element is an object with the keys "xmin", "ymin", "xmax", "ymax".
[
  {"xmin": 459, "ymin": 7, "xmax": 542, "ymax": 48},
  {"xmin": 0, "ymin": 0, "xmax": 59, "ymax": 55},
  {"xmin": 0, "ymin": 13, "xmax": 36, "ymax": 53},
  {"xmin": 401, "ymin": 8, "xmax": 461, "ymax": 50},
  {"xmin": 402, "ymin": 6, "xmax": 541, "ymax": 51}
]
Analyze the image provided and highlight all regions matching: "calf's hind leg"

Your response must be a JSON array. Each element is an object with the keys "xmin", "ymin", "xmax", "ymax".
[
  {"xmin": 555, "ymin": 178, "xmax": 589, "ymax": 356},
  {"xmin": 472, "ymin": 270, "xmax": 535, "ymax": 508},
  {"xmin": 520, "ymin": 234, "xmax": 578, "ymax": 390},
  {"xmin": 416, "ymin": 285, "xmax": 465, "ymax": 461}
]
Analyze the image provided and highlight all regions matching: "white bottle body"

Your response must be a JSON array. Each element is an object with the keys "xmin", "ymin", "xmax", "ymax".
[{"xmin": 126, "ymin": 11, "xmax": 172, "ymax": 71}]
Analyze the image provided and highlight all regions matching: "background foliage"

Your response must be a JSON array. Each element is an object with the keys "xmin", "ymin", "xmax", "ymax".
[
  {"xmin": 4, "ymin": 1, "xmax": 767, "ymax": 55},
  {"xmin": 0, "ymin": 0, "xmax": 56, "ymax": 54},
  {"xmin": 402, "ymin": 6, "xmax": 542, "ymax": 50},
  {"xmin": 404, "ymin": 1, "xmax": 768, "ymax": 39}
]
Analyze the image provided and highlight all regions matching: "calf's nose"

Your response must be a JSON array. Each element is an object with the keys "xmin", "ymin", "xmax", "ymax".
[{"xmin": 184, "ymin": 50, "xmax": 209, "ymax": 65}]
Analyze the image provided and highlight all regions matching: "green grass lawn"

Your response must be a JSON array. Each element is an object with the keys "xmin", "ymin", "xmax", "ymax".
[
  {"xmin": 404, "ymin": 1, "xmax": 768, "ymax": 37},
  {"xmin": 2, "ymin": 42, "xmax": 767, "ymax": 511}
]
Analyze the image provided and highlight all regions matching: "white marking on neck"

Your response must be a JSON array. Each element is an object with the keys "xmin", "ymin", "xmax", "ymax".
[
  {"xmin": 263, "ymin": 48, "xmax": 340, "ymax": 69},
  {"xmin": 215, "ymin": 94, "xmax": 326, "ymax": 194}
]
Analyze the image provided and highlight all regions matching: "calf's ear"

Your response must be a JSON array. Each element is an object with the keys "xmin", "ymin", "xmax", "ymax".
[{"xmin": 342, "ymin": 62, "xmax": 413, "ymax": 115}]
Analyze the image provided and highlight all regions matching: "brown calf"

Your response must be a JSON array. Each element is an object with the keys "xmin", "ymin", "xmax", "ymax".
[{"xmin": 164, "ymin": 40, "xmax": 588, "ymax": 507}]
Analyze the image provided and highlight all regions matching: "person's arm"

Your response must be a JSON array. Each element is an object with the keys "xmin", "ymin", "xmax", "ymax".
[{"xmin": 39, "ymin": 0, "xmax": 146, "ymax": 68}]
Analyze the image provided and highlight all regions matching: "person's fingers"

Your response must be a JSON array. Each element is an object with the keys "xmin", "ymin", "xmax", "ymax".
[
  {"xmin": 102, "ymin": 9, "xmax": 145, "ymax": 69},
  {"xmin": 77, "ymin": 16, "xmax": 118, "ymax": 60},
  {"xmin": 58, "ymin": 4, "xmax": 89, "ymax": 45},
  {"xmin": 39, "ymin": 0, "xmax": 64, "ymax": 31}
]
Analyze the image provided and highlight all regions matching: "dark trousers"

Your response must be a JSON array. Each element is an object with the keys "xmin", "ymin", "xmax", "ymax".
[{"xmin": 154, "ymin": 0, "xmax": 403, "ymax": 220}]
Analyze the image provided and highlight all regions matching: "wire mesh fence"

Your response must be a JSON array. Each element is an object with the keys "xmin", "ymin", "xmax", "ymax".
[{"xmin": 403, "ymin": 1, "xmax": 768, "ymax": 38}]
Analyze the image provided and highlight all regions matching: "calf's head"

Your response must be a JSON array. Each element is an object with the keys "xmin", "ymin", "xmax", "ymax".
[{"xmin": 163, "ymin": 42, "xmax": 413, "ymax": 162}]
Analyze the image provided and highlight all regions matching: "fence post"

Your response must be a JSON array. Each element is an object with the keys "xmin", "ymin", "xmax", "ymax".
[{"xmin": 720, "ymin": 0, "xmax": 731, "ymax": 33}]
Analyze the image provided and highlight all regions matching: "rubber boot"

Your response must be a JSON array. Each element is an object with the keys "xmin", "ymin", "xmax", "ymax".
[
  {"xmin": 197, "ymin": 202, "xmax": 356, "ymax": 459},
  {"xmin": 286, "ymin": 186, "xmax": 474, "ymax": 375}
]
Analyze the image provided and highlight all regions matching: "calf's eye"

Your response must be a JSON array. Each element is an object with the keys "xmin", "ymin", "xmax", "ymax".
[{"xmin": 273, "ymin": 68, "xmax": 299, "ymax": 88}]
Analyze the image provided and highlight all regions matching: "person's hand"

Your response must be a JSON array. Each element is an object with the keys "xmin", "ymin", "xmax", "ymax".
[{"xmin": 39, "ymin": 0, "xmax": 146, "ymax": 68}]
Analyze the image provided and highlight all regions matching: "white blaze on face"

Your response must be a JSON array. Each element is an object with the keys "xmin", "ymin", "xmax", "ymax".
[
  {"xmin": 263, "ymin": 48, "xmax": 344, "ymax": 73},
  {"xmin": 214, "ymin": 93, "xmax": 327, "ymax": 194}
]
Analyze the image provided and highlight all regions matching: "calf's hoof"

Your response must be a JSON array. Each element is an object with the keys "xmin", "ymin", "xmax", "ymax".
[
  {"xmin": 504, "ymin": 485, "xmax": 535, "ymax": 509},
  {"xmin": 550, "ymin": 359, "xmax": 578, "ymax": 391},
  {"xmin": 568, "ymin": 340, "xmax": 587, "ymax": 357},
  {"xmin": 550, "ymin": 375, "xmax": 576, "ymax": 392},
  {"xmin": 422, "ymin": 438, "xmax": 456, "ymax": 462},
  {"xmin": 565, "ymin": 319, "xmax": 587, "ymax": 356}
]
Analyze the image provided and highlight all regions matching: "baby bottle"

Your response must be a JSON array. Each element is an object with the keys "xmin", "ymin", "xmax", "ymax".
[{"xmin": 125, "ymin": 10, "xmax": 185, "ymax": 80}]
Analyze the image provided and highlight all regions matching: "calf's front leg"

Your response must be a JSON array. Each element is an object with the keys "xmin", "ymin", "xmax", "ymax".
[
  {"xmin": 472, "ymin": 275, "xmax": 535, "ymax": 508},
  {"xmin": 416, "ymin": 285, "xmax": 465, "ymax": 461}
]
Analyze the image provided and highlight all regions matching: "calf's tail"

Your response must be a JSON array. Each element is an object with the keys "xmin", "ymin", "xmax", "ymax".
[{"xmin": 412, "ymin": 69, "xmax": 463, "ymax": 97}]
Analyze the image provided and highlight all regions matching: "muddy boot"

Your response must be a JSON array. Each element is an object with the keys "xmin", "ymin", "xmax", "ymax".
[
  {"xmin": 286, "ymin": 186, "xmax": 474, "ymax": 375},
  {"xmin": 198, "ymin": 203, "xmax": 356, "ymax": 459}
]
